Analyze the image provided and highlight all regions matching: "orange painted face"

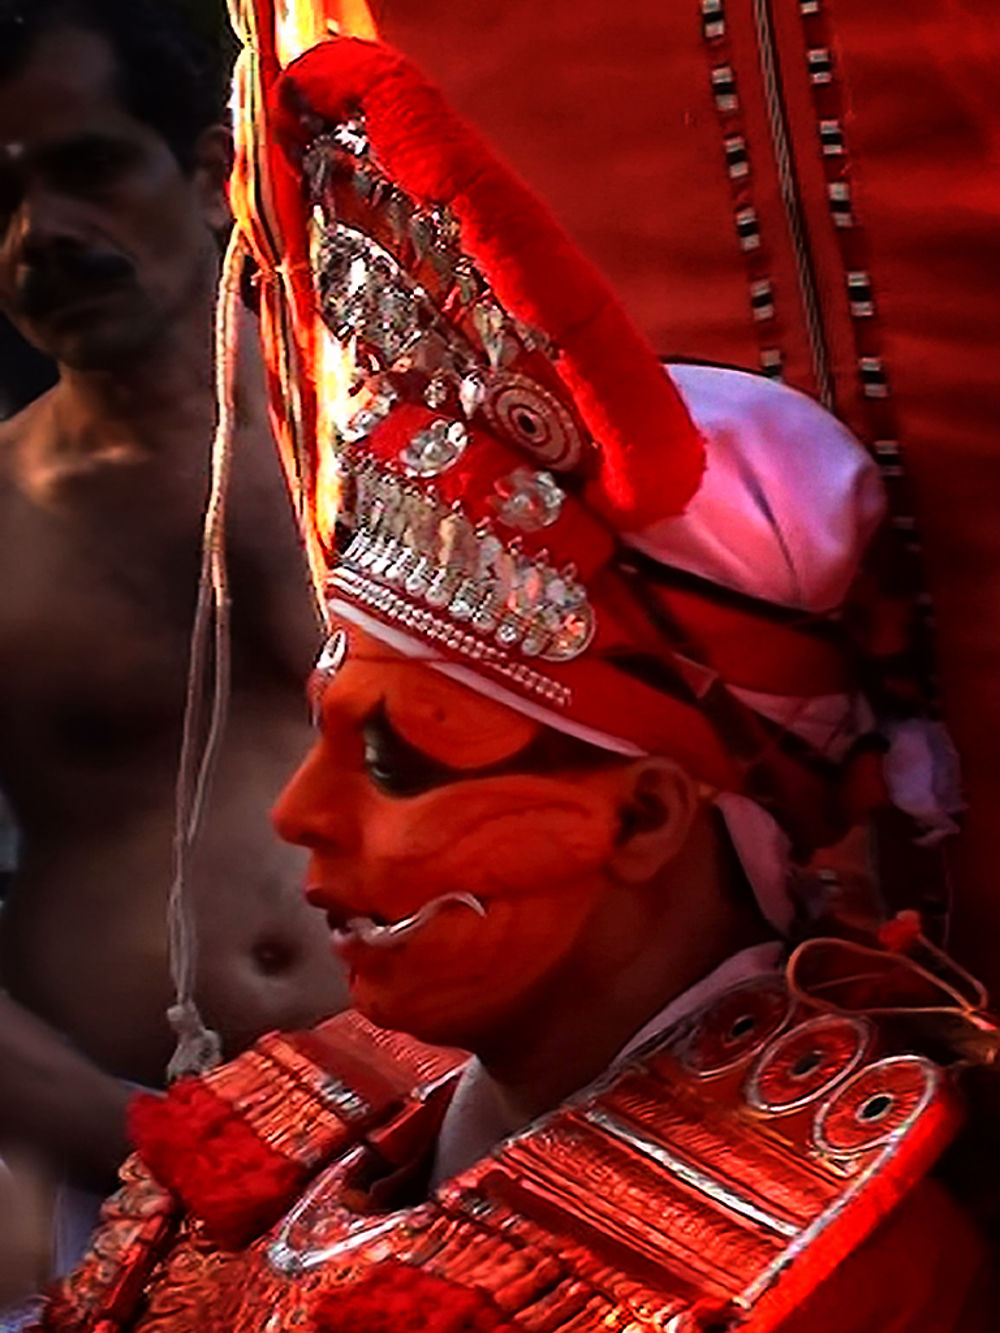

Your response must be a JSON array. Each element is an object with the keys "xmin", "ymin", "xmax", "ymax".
[{"xmin": 273, "ymin": 622, "xmax": 626, "ymax": 1047}]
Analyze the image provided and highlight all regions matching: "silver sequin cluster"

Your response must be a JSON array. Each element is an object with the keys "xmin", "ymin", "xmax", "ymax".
[
  {"xmin": 303, "ymin": 122, "xmax": 561, "ymax": 421},
  {"xmin": 331, "ymin": 566, "xmax": 571, "ymax": 708},
  {"xmin": 302, "ymin": 117, "xmax": 597, "ymax": 698},
  {"xmin": 313, "ymin": 222, "xmax": 431, "ymax": 365},
  {"xmin": 333, "ymin": 450, "xmax": 595, "ymax": 682}
]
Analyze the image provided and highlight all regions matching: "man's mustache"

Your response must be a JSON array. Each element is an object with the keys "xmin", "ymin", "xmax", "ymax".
[{"xmin": 14, "ymin": 249, "xmax": 135, "ymax": 319}]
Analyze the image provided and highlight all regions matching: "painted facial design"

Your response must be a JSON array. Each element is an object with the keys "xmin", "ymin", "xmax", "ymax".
[{"xmin": 273, "ymin": 623, "xmax": 625, "ymax": 1046}]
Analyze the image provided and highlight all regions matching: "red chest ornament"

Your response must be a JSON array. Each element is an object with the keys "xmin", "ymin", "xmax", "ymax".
[{"xmin": 40, "ymin": 980, "xmax": 959, "ymax": 1333}]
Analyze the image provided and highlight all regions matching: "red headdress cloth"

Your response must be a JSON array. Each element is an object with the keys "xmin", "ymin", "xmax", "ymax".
[{"xmin": 228, "ymin": 28, "xmax": 956, "ymax": 928}]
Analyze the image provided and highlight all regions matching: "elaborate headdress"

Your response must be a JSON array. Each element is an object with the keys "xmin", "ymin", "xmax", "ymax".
[{"xmin": 224, "ymin": 13, "xmax": 958, "ymax": 933}]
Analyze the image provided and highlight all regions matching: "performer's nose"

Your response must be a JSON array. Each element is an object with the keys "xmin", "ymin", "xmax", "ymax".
[{"xmin": 271, "ymin": 741, "xmax": 350, "ymax": 852}]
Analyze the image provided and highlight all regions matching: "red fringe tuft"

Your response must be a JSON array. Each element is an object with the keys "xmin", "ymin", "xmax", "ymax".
[{"xmin": 128, "ymin": 1084, "xmax": 304, "ymax": 1250}]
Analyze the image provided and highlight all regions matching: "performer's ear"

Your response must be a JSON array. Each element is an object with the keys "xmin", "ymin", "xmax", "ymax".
[
  {"xmin": 607, "ymin": 758, "xmax": 700, "ymax": 884},
  {"xmin": 192, "ymin": 124, "xmax": 234, "ymax": 233}
]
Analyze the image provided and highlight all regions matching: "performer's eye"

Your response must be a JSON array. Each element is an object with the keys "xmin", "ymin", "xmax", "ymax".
[
  {"xmin": 360, "ymin": 705, "xmax": 549, "ymax": 795},
  {"xmin": 361, "ymin": 706, "xmax": 457, "ymax": 798}
]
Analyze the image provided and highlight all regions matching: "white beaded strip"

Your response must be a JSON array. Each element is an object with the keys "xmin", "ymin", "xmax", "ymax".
[{"xmin": 330, "ymin": 567, "xmax": 572, "ymax": 708}]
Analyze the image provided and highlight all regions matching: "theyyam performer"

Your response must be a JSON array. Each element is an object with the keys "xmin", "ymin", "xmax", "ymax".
[{"xmin": 34, "ymin": 1, "xmax": 998, "ymax": 1329}]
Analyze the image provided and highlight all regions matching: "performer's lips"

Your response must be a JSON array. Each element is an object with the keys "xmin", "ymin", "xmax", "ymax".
[{"xmin": 305, "ymin": 887, "xmax": 486, "ymax": 952}]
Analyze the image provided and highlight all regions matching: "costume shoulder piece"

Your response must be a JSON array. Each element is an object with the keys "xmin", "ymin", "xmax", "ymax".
[
  {"xmin": 221, "ymin": 968, "xmax": 964, "ymax": 1333},
  {"xmin": 40, "ymin": 958, "xmax": 976, "ymax": 1333},
  {"xmin": 37, "ymin": 1011, "xmax": 464, "ymax": 1333}
]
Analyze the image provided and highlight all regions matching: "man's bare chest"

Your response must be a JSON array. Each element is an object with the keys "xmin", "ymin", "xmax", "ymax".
[
  {"xmin": 0, "ymin": 475, "xmax": 304, "ymax": 784},
  {"xmin": 0, "ymin": 480, "xmax": 196, "ymax": 730}
]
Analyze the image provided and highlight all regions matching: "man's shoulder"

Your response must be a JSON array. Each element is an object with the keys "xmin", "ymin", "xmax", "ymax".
[
  {"xmin": 0, "ymin": 401, "xmax": 29, "ymax": 469},
  {"xmin": 0, "ymin": 390, "xmax": 55, "ymax": 486}
]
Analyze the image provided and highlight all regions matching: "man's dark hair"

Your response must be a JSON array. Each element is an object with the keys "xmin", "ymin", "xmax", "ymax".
[{"xmin": 0, "ymin": 0, "xmax": 228, "ymax": 171}]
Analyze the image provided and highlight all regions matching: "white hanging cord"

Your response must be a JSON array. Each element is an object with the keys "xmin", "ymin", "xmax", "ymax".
[{"xmin": 165, "ymin": 227, "xmax": 247, "ymax": 1082}]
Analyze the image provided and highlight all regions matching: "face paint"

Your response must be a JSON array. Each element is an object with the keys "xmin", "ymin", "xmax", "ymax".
[{"xmin": 275, "ymin": 624, "xmax": 625, "ymax": 1046}]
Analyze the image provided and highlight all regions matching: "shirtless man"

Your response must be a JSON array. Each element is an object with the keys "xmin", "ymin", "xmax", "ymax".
[{"xmin": 0, "ymin": 0, "xmax": 346, "ymax": 1216}]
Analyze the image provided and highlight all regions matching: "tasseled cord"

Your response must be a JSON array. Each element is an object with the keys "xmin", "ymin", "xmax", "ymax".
[{"xmin": 165, "ymin": 228, "xmax": 247, "ymax": 1082}]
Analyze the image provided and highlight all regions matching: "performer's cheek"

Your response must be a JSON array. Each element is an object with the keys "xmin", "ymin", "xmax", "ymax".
[
  {"xmin": 348, "ymin": 777, "xmax": 623, "ymax": 1040},
  {"xmin": 365, "ymin": 775, "xmax": 621, "ymax": 903}
]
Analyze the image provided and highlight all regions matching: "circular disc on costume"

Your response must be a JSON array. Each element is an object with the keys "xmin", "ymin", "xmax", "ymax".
[
  {"xmin": 812, "ymin": 1055, "xmax": 940, "ymax": 1157},
  {"xmin": 482, "ymin": 373, "xmax": 585, "ymax": 472},
  {"xmin": 744, "ymin": 1014, "xmax": 872, "ymax": 1115},
  {"xmin": 675, "ymin": 978, "xmax": 792, "ymax": 1077}
]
